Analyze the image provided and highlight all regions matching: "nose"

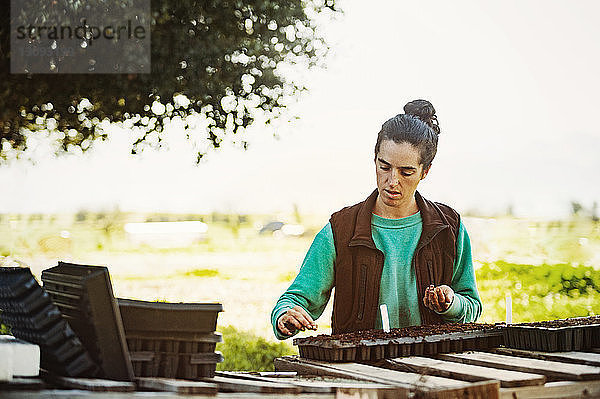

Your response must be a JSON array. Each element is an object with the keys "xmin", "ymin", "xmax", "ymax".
[{"xmin": 389, "ymin": 169, "xmax": 401, "ymax": 186}]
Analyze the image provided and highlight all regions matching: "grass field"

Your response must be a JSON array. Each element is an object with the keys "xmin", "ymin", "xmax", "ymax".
[{"xmin": 2, "ymin": 212, "xmax": 600, "ymax": 369}]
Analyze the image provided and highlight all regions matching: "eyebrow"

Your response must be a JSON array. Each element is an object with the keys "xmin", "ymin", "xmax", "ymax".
[{"xmin": 377, "ymin": 157, "xmax": 417, "ymax": 170}]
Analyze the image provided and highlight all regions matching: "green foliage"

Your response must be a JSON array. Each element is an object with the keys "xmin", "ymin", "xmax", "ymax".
[
  {"xmin": 216, "ymin": 325, "xmax": 296, "ymax": 371},
  {"xmin": 476, "ymin": 261, "xmax": 600, "ymax": 324},
  {"xmin": 0, "ymin": 312, "xmax": 10, "ymax": 335},
  {"xmin": 478, "ymin": 261, "xmax": 600, "ymax": 297},
  {"xmin": 0, "ymin": 0, "xmax": 338, "ymax": 162}
]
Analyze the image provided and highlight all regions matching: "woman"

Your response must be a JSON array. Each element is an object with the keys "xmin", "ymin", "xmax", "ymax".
[{"xmin": 271, "ymin": 99, "xmax": 482, "ymax": 339}]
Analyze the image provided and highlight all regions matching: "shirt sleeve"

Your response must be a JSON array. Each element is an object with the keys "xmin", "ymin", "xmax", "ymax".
[
  {"xmin": 270, "ymin": 222, "xmax": 336, "ymax": 340},
  {"xmin": 436, "ymin": 220, "xmax": 483, "ymax": 323}
]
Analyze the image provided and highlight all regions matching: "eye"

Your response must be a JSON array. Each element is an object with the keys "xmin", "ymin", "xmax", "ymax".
[
  {"xmin": 379, "ymin": 165, "xmax": 390, "ymax": 171},
  {"xmin": 401, "ymin": 171, "xmax": 414, "ymax": 176}
]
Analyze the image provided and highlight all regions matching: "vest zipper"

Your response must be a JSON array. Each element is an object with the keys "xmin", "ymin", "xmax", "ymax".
[{"xmin": 357, "ymin": 264, "xmax": 367, "ymax": 320}]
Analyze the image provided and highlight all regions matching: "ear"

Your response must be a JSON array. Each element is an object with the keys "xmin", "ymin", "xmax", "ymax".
[{"xmin": 421, "ymin": 165, "xmax": 431, "ymax": 180}]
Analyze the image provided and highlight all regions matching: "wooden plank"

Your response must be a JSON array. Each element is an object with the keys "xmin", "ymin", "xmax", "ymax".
[
  {"xmin": 336, "ymin": 386, "xmax": 410, "ymax": 399},
  {"xmin": 41, "ymin": 374, "xmax": 136, "ymax": 392},
  {"xmin": 136, "ymin": 377, "xmax": 218, "ymax": 394},
  {"xmin": 1, "ymin": 391, "xmax": 333, "ymax": 399},
  {"xmin": 216, "ymin": 370, "xmax": 402, "ymax": 394},
  {"xmin": 202, "ymin": 375, "xmax": 302, "ymax": 393},
  {"xmin": 275, "ymin": 356, "xmax": 409, "ymax": 386},
  {"xmin": 494, "ymin": 347, "xmax": 600, "ymax": 367},
  {"xmin": 216, "ymin": 371, "xmax": 331, "ymax": 393},
  {"xmin": 500, "ymin": 380, "xmax": 600, "ymax": 399},
  {"xmin": 385, "ymin": 356, "xmax": 545, "ymax": 388},
  {"xmin": 0, "ymin": 377, "xmax": 47, "ymax": 390},
  {"xmin": 419, "ymin": 380, "xmax": 500, "ymax": 399},
  {"xmin": 438, "ymin": 352, "xmax": 600, "ymax": 381},
  {"xmin": 276, "ymin": 356, "xmax": 501, "ymax": 398},
  {"xmin": 275, "ymin": 356, "xmax": 486, "ymax": 391},
  {"xmin": 257, "ymin": 371, "xmax": 299, "ymax": 377},
  {"xmin": 275, "ymin": 355, "xmax": 469, "ymax": 389}
]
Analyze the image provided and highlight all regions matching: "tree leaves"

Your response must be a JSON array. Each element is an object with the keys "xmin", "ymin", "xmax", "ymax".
[{"xmin": 0, "ymin": 0, "xmax": 338, "ymax": 162}]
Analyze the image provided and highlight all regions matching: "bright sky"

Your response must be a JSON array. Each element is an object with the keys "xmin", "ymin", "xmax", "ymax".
[{"xmin": 2, "ymin": 0, "xmax": 600, "ymax": 218}]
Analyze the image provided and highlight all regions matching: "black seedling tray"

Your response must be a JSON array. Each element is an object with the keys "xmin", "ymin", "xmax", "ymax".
[
  {"xmin": 127, "ymin": 333, "xmax": 223, "ymax": 379},
  {"xmin": 11, "ymin": 319, "xmax": 77, "ymax": 347},
  {"xmin": 0, "ymin": 303, "xmax": 62, "ymax": 330},
  {"xmin": 0, "ymin": 284, "xmax": 52, "ymax": 314},
  {"xmin": 126, "ymin": 332, "xmax": 223, "ymax": 354},
  {"xmin": 118, "ymin": 298, "xmax": 223, "ymax": 333},
  {"xmin": 0, "ymin": 267, "xmax": 99, "ymax": 377},
  {"xmin": 504, "ymin": 317, "xmax": 600, "ymax": 352},
  {"xmin": 129, "ymin": 351, "xmax": 224, "ymax": 379},
  {"xmin": 42, "ymin": 262, "xmax": 134, "ymax": 381},
  {"xmin": 294, "ymin": 328, "xmax": 504, "ymax": 362},
  {"xmin": 0, "ymin": 268, "xmax": 38, "ymax": 298},
  {"xmin": 118, "ymin": 298, "xmax": 224, "ymax": 379}
]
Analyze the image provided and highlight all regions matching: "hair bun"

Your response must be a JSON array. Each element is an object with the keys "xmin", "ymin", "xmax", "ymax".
[{"xmin": 404, "ymin": 99, "xmax": 440, "ymax": 135}]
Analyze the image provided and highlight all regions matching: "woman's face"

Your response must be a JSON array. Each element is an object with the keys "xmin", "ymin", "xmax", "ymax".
[{"xmin": 375, "ymin": 140, "xmax": 429, "ymax": 209}]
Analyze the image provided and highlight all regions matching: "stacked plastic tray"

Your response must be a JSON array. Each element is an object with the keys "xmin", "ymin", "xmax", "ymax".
[
  {"xmin": 295, "ymin": 325, "xmax": 504, "ymax": 362},
  {"xmin": 503, "ymin": 316, "xmax": 600, "ymax": 352},
  {"xmin": 118, "ymin": 299, "xmax": 223, "ymax": 378},
  {"xmin": 42, "ymin": 262, "xmax": 134, "ymax": 381},
  {"xmin": 0, "ymin": 267, "xmax": 98, "ymax": 377}
]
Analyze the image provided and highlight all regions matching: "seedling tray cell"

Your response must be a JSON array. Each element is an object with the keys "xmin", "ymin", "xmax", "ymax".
[
  {"xmin": 294, "ymin": 323, "xmax": 504, "ymax": 362},
  {"xmin": 0, "ymin": 267, "xmax": 38, "ymax": 298},
  {"xmin": 503, "ymin": 316, "xmax": 600, "ymax": 352},
  {"xmin": 0, "ymin": 303, "xmax": 62, "ymax": 330},
  {"xmin": 0, "ymin": 285, "xmax": 52, "ymax": 314}
]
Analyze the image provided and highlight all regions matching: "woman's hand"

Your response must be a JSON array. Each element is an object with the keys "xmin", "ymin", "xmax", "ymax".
[
  {"xmin": 277, "ymin": 305, "xmax": 318, "ymax": 336},
  {"xmin": 423, "ymin": 284, "xmax": 454, "ymax": 313}
]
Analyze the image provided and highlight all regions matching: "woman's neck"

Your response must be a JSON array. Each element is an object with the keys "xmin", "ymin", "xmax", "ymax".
[{"xmin": 373, "ymin": 194, "xmax": 419, "ymax": 219}]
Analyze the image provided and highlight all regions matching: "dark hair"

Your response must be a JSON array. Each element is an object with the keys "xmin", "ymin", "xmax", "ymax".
[{"xmin": 374, "ymin": 99, "xmax": 441, "ymax": 172}]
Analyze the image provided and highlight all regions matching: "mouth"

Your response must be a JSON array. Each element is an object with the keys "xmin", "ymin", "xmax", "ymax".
[{"xmin": 384, "ymin": 189, "xmax": 401, "ymax": 198}]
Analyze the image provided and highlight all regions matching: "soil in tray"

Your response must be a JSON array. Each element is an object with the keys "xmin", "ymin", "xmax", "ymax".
[
  {"xmin": 297, "ymin": 322, "xmax": 500, "ymax": 344},
  {"xmin": 511, "ymin": 316, "xmax": 600, "ymax": 328}
]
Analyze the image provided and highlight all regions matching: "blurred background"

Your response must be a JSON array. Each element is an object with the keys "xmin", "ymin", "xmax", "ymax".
[{"xmin": 1, "ymin": 0, "xmax": 600, "ymax": 370}]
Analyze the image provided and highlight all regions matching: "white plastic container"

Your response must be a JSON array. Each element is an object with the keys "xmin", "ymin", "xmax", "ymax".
[
  {"xmin": 0, "ymin": 335, "xmax": 40, "ymax": 377},
  {"xmin": 0, "ymin": 340, "xmax": 13, "ymax": 381}
]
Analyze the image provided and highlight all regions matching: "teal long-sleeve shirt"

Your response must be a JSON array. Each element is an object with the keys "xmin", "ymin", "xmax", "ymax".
[{"xmin": 271, "ymin": 211, "xmax": 482, "ymax": 340}]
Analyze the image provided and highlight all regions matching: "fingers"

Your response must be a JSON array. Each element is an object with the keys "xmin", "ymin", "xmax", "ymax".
[
  {"xmin": 293, "ymin": 306, "xmax": 318, "ymax": 330},
  {"xmin": 277, "ymin": 314, "xmax": 302, "ymax": 336},
  {"xmin": 277, "ymin": 306, "xmax": 318, "ymax": 336},
  {"xmin": 423, "ymin": 285, "xmax": 454, "ymax": 312},
  {"xmin": 428, "ymin": 285, "xmax": 441, "ymax": 312},
  {"xmin": 436, "ymin": 286, "xmax": 446, "ymax": 304},
  {"xmin": 423, "ymin": 284, "xmax": 436, "ymax": 311},
  {"xmin": 440, "ymin": 285, "xmax": 454, "ymax": 307}
]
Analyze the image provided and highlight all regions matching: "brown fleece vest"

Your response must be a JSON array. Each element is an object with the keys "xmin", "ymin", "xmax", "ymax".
[{"xmin": 329, "ymin": 189, "xmax": 460, "ymax": 334}]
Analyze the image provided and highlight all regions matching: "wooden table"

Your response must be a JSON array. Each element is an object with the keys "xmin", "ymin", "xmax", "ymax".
[
  {"xmin": 2, "ymin": 348, "xmax": 600, "ymax": 398},
  {"xmin": 275, "ymin": 347, "xmax": 600, "ymax": 398}
]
